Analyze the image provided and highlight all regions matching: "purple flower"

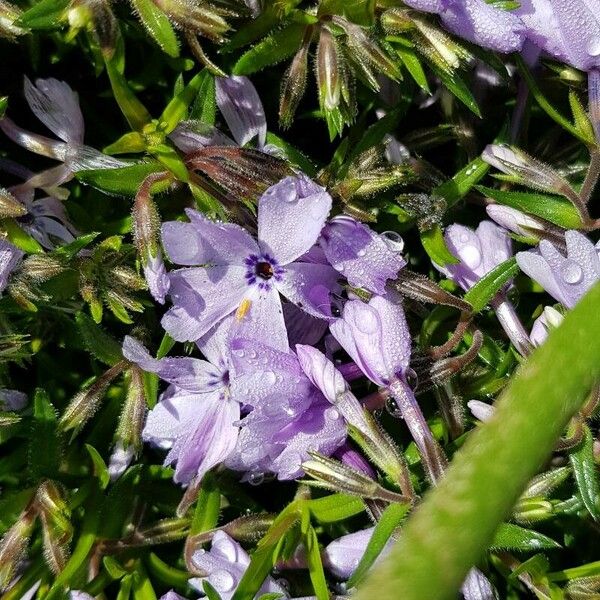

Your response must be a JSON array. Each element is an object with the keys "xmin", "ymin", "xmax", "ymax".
[
  {"xmin": 123, "ymin": 318, "xmax": 240, "ymax": 484},
  {"xmin": 436, "ymin": 221, "xmax": 512, "ymax": 290},
  {"xmin": 216, "ymin": 76, "xmax": 267, "ymax": 148},
  {"xmin": 160, "ymin": 174, "xmax": 339, "ymax": 343},
  {"xmin": 323, "ymin": 527, "xmax": 394, "ymax": 580},
  {"xmin": 329, "ymin": 295, "xmax": 411, "ymax": 388},
  {"xmin": 404, "ymin": 0, "xmax": 525, "ymax": 53},
  {"xmin": 516, "ymin": 230, "xmax": 600, "ymax": 309},
  {"xmin": 190, "ymin": 531, "xmax": 287, "ymax": 599},
  {"xmin": 159, "ymin": 593, "xmax": 187, "ymax": 600},
  {"xmin": 227, "ymin": 338, "xmax": 346, "ymax": 480},
  {"xmin": 319, "ymin": 215, "xmax": 406, "ymax": 295},
  {"xmin": 515, "ymin": 0, "xmax": 600, "ymax": 71},
  {"xmin": 0, "ymin": 389, "xmax": 27, "ymax": 411},
  {"xmin": 0, "ymin": 78, "xmax": 126, "ymax": 193},
  {"xmin": 0, "ymin": 239, "xmax": 22, "ymax": 294},
  {"xmin": 530, "ymin": 306, "xmax": 563, "ymax": 347}
]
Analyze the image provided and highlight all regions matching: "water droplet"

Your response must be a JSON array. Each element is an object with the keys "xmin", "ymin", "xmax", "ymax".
[
  {"xmin": 211, "ymin": 570, "xmax": 236, "ymax": 593},
  {"xmin": 459, "ymin": 233, "xmax": 470, "ymax": 243},
  {"xmin": 381, "ymin": 231, "xmax": 404, "ymax": 253},
  {"xmin": 325, "ymin": 407, "xmax": 340, "ymax": 420},
  {"xmin": 357, "ymin": 248, "xmax": 366, "ymax": 257},
  {"xmin": 264, "ymin": 371, "xmax": 277, "ymax": 385},
  {"xmin": 461, "ymin": 244, "xmax": 482, "ymax": 270},
  {"xmin": 560, "ymin": 260, "xmax": 583, "ymax": 284},
  {"xmin": 248, "ymin": 471, "xmax": 265, "ymax": 486},
  {"xmin": 405, "ymin": 368, "xmax": 418, "ymax": 391},
  {"xmin": 233, "ymin": 348, "xmax": 245, "ymax": 358},
  {"xmin": 587, "ymin": 37, "xmax": 600, "ymax": 56},
  {"xmin": 385, "ymin": 397, "xmax": 403, "ymax": 418}
]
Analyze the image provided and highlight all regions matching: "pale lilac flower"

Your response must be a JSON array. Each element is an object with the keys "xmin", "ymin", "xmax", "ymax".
[
  {"xmin": 515, "ymin": 0, "xmax": 600, "ymax": 72},
  {"xmin": 516, "ymin": 230, "xmax": 600, "ymax": 309},
  {"xmin": 107, "ymin": 442, "xmax": 135, "ymax": 481},
  {"xmin": 0, "ymin": 239, "xmax": 22, "ymax": 293},
  {"xmin": 69, "ymin": 592, "xmax": 94, "ymax": 600},
  {"xmin": 467, "ymin": 400, "xmax": 494, "ymax": 422},
  {"xmin": 486, "ymin": 204, "xmax": 546, "ymax": 240},
  {"xmin": 160, "ymin": 174, "xmax": 339, "ymax": 343},
  {"xmin": 0, "ymin": 78, "xmax": 126, "ymax": 192},
  {"xmin": 227, "ymin": 338, "xmax": 346, "ymax": 480},
  {"xmin": 170, "ymin": 75, "xmax": 266, "ymax": 153},
  {"xmin": 330, "ymin": 295, "xmax": 447, "ymax": 482},
  {"xmin": 123, "ymin": 318, "xmax": 239, "ymax": 484},
  {"xmin": 435, "ymin": 221, "xmax": 512, "ymax": 291},
  {"xmin": 323, "ymin": 527, "xmax": 394, "ymax": 580},
  {"xmin": 159, "ymin": 592, "xmax": 187, "ymax": 600},
  {"xmin": 216, "ymin": 76, "xmax": 267, "ymax": 148},
  {"xmin": 404, "ymin": 0, "xmax": 525, "ymax": 52},
  {"xmin": 319, "ymin": 215, "xmax": 406, "ymax": 295},
  {"xmin": 530, "ymin": 306, "xmax": 564, "ymax": 347},
  {"xmin": 190, "ymin": 531, "xmax": 288, "ymax": 599},
  {"xmin": 334, "ymin": 444, "xmax": 376, "ymax": 478},
  {"xmin": 0, "ymin": 389, "xmax": 27, "ymax": 411}
]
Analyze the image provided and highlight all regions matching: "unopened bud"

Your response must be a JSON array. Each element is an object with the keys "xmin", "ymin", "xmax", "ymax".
[
  {"xmin": 485, "ymin": 204, "xmax": 547, "ymax": 240},
  {"xmin": 0, "ymin": 188, "xmax": 26, "ymax": 218},
  {"xmin": 317, "ymin": 26, "xmax": 341, "ymax": 111},
  {"xmin": 36, "ymin": 481, "xmax": 72, "ymax": 574},
  {"xmin": 512, "ymin": 497, "xmax": 554, "ymax": 524},
  {"xmin": 302, "ymin": 452, "xmax": 411, "ymax": 504},
  {"xmin": 108, "ymin": 442, "xmax": 135, "ymax": 481},
  {"xmin": 280, "ymin": 40, "xmax": 309, "ymax": 129},
  {"xmin": 111, "ymin": 266, "xmax": 146, "ymax": 290},
  {"xmin": 520, "ymin": 466, "xmax": 571, "ymax": 499},
  {"xmin": 381, "ymin": 8, "xmax": 415, "ymax": 33},
  {"xmin": 0, "ymin": 507, "xmax": 36, "ymax": 591},
  {"xmin": 59, "ymin": 361, "xmax": 126, "ymax": 434},
  {"xmin": 482, "ymin": 144, "xmax": 577, "ymax": 198},
  {"xmin": 153, "ymin": 0, "xmax": 229, "ymax": 42},
  {"xmin": 467, "ymin": 400, "xmax": 494, "ymax": 422},
  {"xmin": 0, "ymin": 0, "xmax": 26, "ymax": 40},
  {"xmin": 133, "ymin": 174, "xmax": 164, "ymax": 263},
  {"xmin": 21, "ymin": 255, "xmax": 65, "ymax": 282},
  {"xmin": 115, "ymin": 367, "xmax": 146, "ymax": 454}
]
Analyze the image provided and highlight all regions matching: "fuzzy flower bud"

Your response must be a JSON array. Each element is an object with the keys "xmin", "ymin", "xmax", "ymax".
[
  {"xmin": 0, "ymin": 188, "xmax": 26, "ymax": 218},
  {"xmin": 280, "ymin": 39, "xmax": 309, "ymax": 129},
  {"xmin": 0, "ymin": 506, "xmax": 36, "ymax": 591},
  {"xmin": 317, "ymin": 26, "xmax": 341, "ymax": 111}
]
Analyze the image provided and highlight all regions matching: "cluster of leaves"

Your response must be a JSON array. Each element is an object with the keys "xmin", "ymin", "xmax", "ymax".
[{"xmin": 1, "ymin": 0, "xmax": 600, "ymax": 599}]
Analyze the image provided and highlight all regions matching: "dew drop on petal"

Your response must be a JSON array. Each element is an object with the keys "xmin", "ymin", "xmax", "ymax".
[
  {"xmin": 248, "ymin": 471, "xmax": 265, "ymax": 486},
  {"xmin": 459, "ymin": 233, "xmax": 470, "ymax": 243},
  {"xmin": 587, "ymin": 37, "xmax": 600, "ymax": 57},
  {"xmin": 461, "ymin": 245, "xmax": 482, "ymax": 270},
  {"xmin": 264, "ymin": 371, "xmax": 277, "ymax": 385},
  {"xmin": 560, "ymin": 260, "xmax": 583, "ymax": 284},
  {"xmin": 351, "ymin": 308, "xmax": 379, "ymax": 334},
  {"xmin": 381, "ymin": 231, "xmax": 404, "ymax": 253},
  {"xmin": 325, "ymin": 407, "xmax": 340, "ymax": 420},
  {"xmin": 385, "ymin": 397, "xmax": 403, "ymax": 418}
]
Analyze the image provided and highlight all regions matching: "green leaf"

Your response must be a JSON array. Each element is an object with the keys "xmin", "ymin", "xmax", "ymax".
[
  {"xmin": 191, "ymin": 472, "xmax": 221, "ymax": 534},
  {"xmin": 2, "ymin": 219, "xmax": 44, "ymax": 253},
  {"xmin": 476, "ymin": 186, "xmax": 584, "ymax": 230},
  {"xmin": 0, "ymin": 97, "xmax": 8, "ymax": 119},
  {"xmin": 434, "ymin": 158, "xmax": 489, "ymax": 208},
  {"xmin": 354, "ymin": 282, "xmax": 600, "ymax": 600},
  {"xmin": 54, "ymin": 233, "xmax": 99, "ymax": 260},
  {"xmin": 203, "ymin": 580, "xmax": 224, "ymax": 600},
  {"xmin": 233, "ymin": 23, "xmax": 306, "ymax": 75},
  {"xmin": 76, "ymin": 162, "xmax": 168, "ymax": 196},
  {"xmin": 151, "ymin": 144, "xmax": 189, "ymax": 181},
  {"xmin": 104, "ymin": 132, "xmax": 147, "ymax": 155},
  {"xmin": 420, "ymin": 224, "xmax": 459, "ymax": 266},
  {"xmin": 17, "ymin": 0, "xmax": 69, "ymax": 29},
  {"xmin": 395, "ymin": 46, "xmax": 429, "ymax": 93},
  {"xmin": 348, "ymin": 502, "xmax": 411, "ymax": 587},
  {"xmin": 85, "ymin": 444, "xmax": 110, "ymax": 489},
  {"xmin": 429, "ymin": 63, "xmax": 481, "ymax": 117},
  {"xmin": 304, "ymin": 525, "xmax": 329, "ymax": 600},
  {"xmin": 265, "ymin": 133, "xmax": 317, "ymax": 177},
  {"xmin": 105, "ymin": 59, "xmax": 153, "ymax": 131},
  {"xmin": 318, "ymin": 0, "xmax": 375, "ymax": 25},
  {"xmin": 463, "ymin": 258, "xmax": 519, "ymax": 313},
  {"xmin": 569, "ymin": 425, "xmax": 600, "ymax": 521},
  {"xmin": 130, "ymin": 0, "xmax": 179, "ymax": 57},
  {"xmin": 490, "ymin": 523, "xmax": 561, "ymax": 551},
  {"xmin": 308, "ymin": 493, "xmax": 365, "ymax": 523},
  {"xmin": 190, "ymin": 70, "xmax": 217, "ymax": 124},
  {"xmin": 28, "ymin": 389, "xmax": 61, "ymax": 479},
  {"xmin": 75, "ymin": 312, "xmax": 123, "ymax": 366},
  {"xmin": 160, "ymin": 71, "xmax": 207, "ymax": 133}
]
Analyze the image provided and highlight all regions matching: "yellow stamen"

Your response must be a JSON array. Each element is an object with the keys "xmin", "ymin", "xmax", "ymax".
[{"xmin": 236, "ymin": 298, "xmax": 252, "ymax": 321}]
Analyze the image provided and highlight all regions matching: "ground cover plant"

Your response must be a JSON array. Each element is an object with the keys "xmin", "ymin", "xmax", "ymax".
[{"xmin": 2, "ymin": 1, "xmax": 600, "ymax": 598}]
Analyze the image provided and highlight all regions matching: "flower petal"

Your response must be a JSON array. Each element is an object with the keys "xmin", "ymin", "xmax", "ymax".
[
  {"xmin": 258, "ymin": 175, "xmax": 332, "ymax": 265},
  {"xmin": 216, "ymin": 75, "xmax": 267, "ymax": 147},
  {"xmin": 24, "ymin": 77, "xmax": 84, "ymax": 145},
  {"xmin": 162, "ymin": 221, "xmax": 208, "ymax": 265}
]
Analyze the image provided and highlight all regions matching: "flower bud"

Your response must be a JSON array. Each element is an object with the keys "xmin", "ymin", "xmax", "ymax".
[
  {"xmin": 59, "ymin": 361, "xmax": 126, "ymax": 434},
  {"xmin": 0, "ymin": 188, "xmax": 26, "ymax": 218},
  {"xmin": 512, "ymin": 497, "xmax": 554, "ymax": 524},
  {"xmin": 302, "ymin": 452, "xmax": 410, "ymax": 503},
  {"xmin": 0, "ymin": 507, "xmax": 36, "ymax": 591},
  {"xmin": 0, "ymin": 0, "xmax": 26, "ymax": 40},
  {"xmin": 20, "ymin": 255, "xmax": 65, "ymax": 282},
  {"xmin": 467, "ymin": 400, "xmax": 494, "ymax": 422},
  {"xmin": 280, "ymin": 40, "xmax": 309, "ymax": 128},
  {"xmin": 153, "ymin": 0, "xmax": 229, "ymax": 42},
  {"xmin": 482, "ymin": 144, "xmax": 576, "ymax": 197},
  {"xmin": 485, "ymin": 204, "xmax": 547, "ymax": 240},
  {"xmin": 317, "ymin": 26, "xmax": 341, "ymax": 111},
  {"xmin": 520, "ymin": 466, "xmax": 571, "ymax": 499}
]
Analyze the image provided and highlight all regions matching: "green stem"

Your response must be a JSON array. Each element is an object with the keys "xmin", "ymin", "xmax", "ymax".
[{"xmin": 355, "ymin": 282, "xmax": 600, "ymax": 600}]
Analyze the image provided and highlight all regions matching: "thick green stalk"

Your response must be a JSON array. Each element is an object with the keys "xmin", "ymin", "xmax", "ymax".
[{"xmin": 355, "ymin": 282, "xmax": 600, "ymax": 600}]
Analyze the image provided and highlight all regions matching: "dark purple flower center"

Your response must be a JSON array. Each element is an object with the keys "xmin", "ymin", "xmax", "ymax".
[{"xmin": 255, "ymin": 261, "xmax": 274, "ymax": 280}]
